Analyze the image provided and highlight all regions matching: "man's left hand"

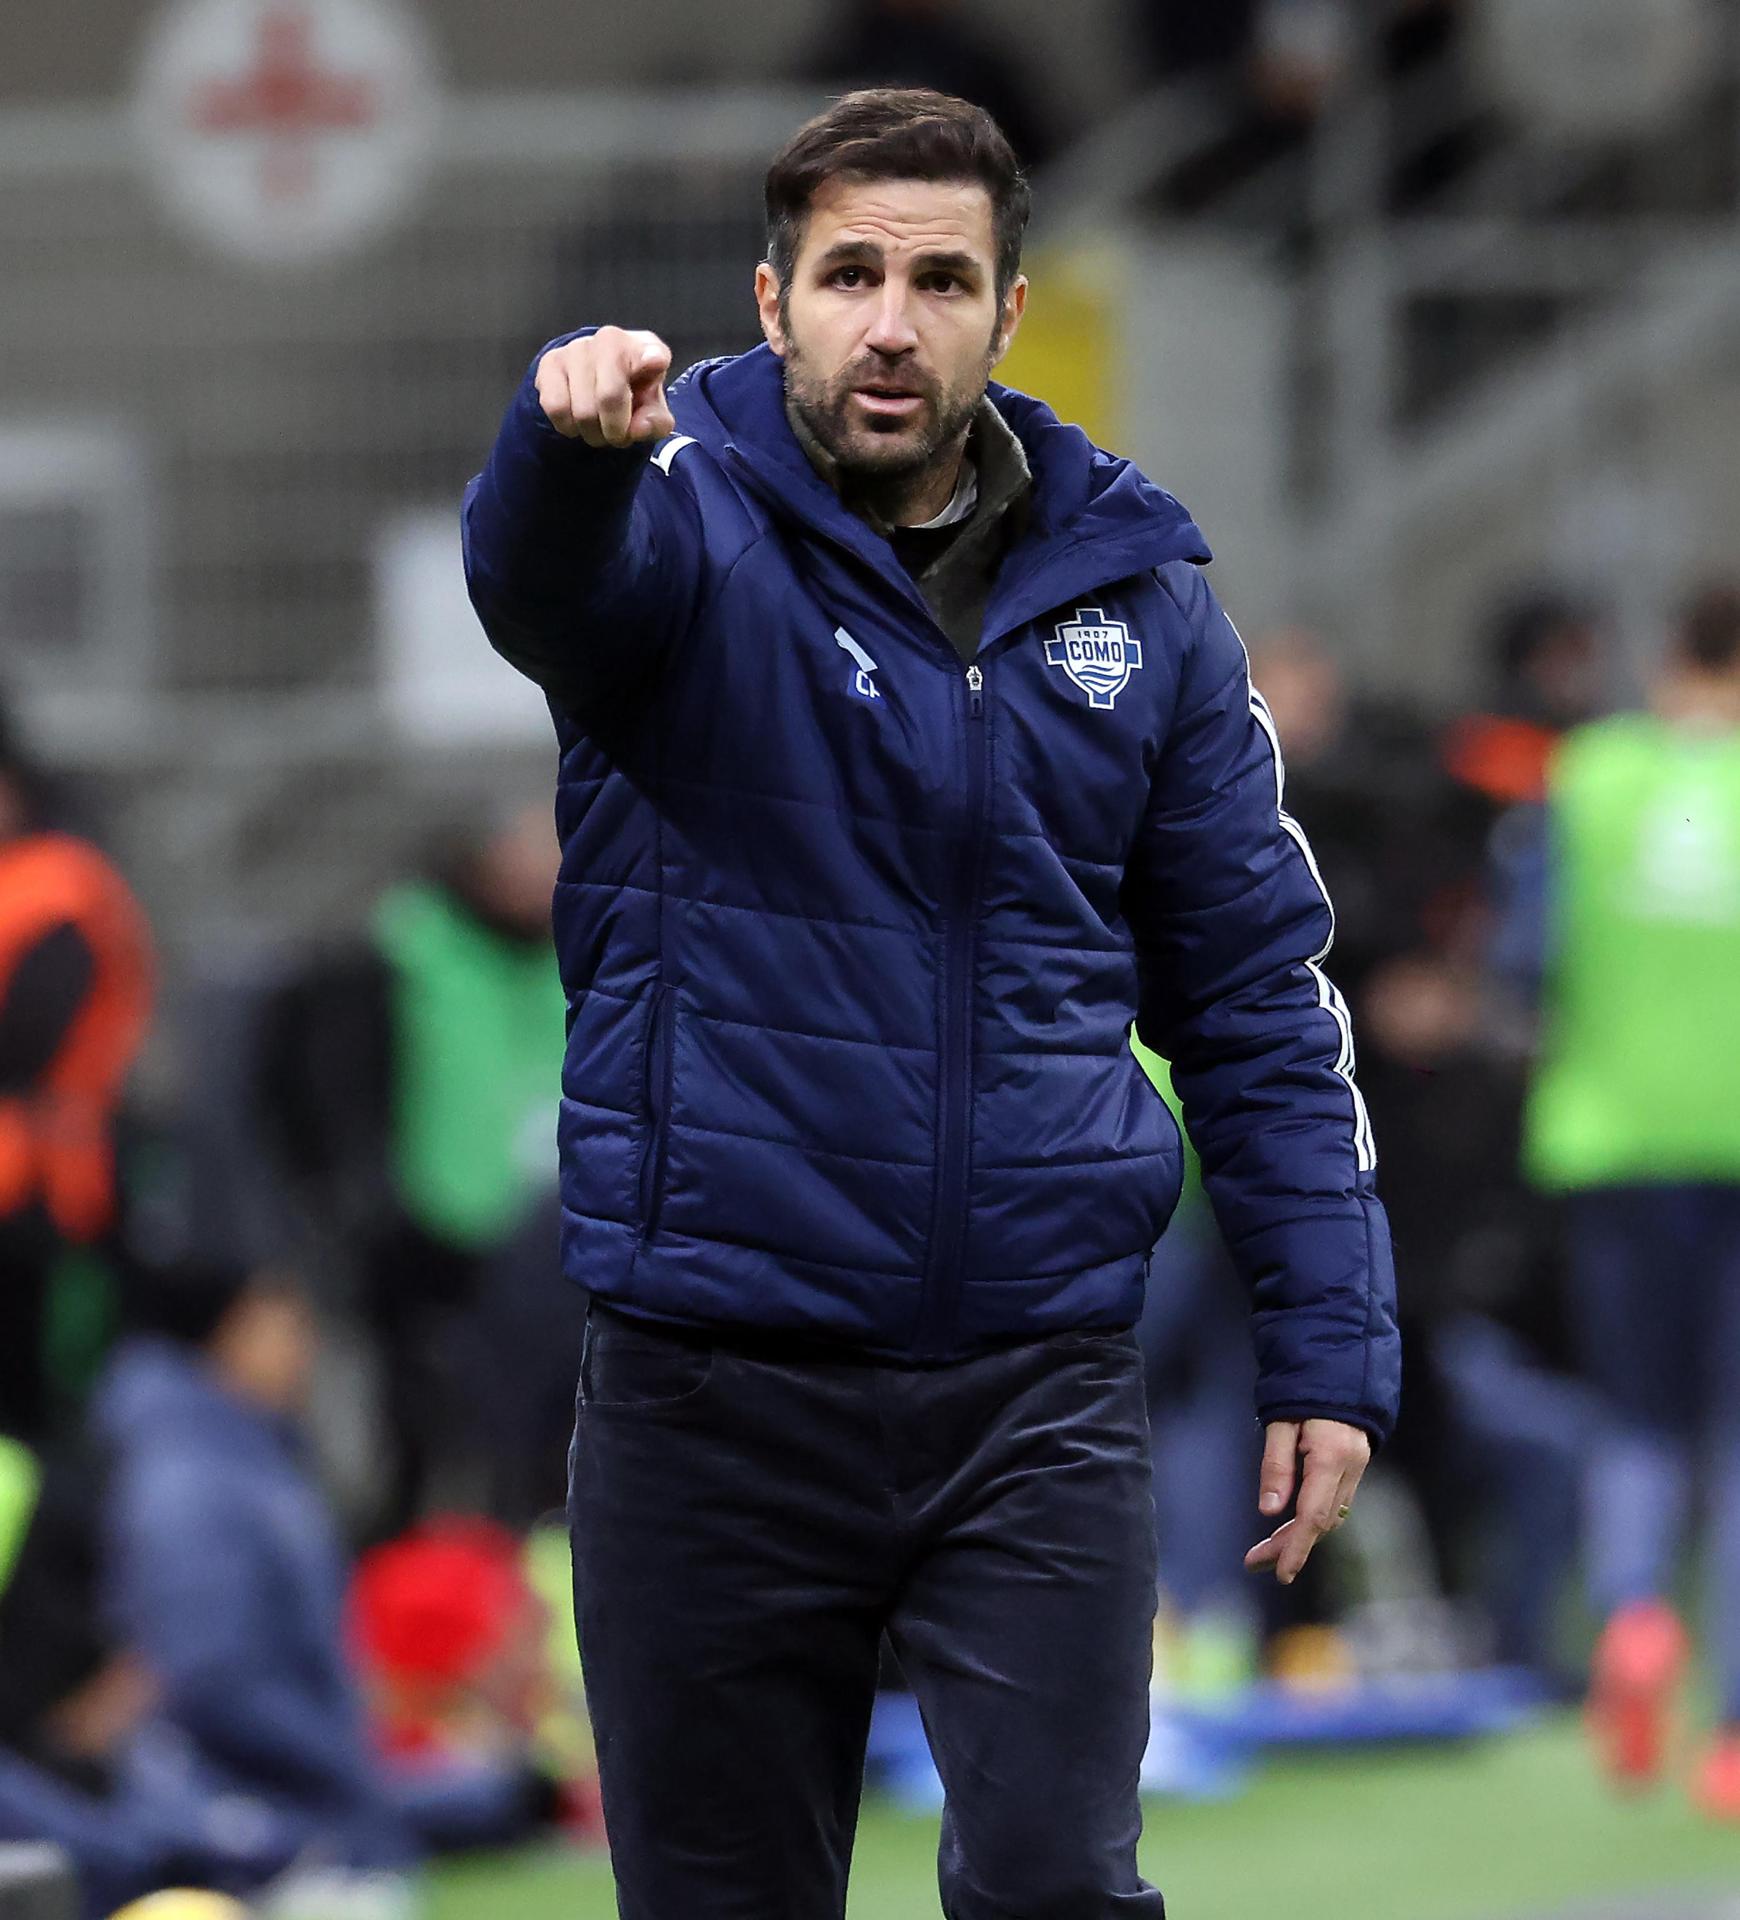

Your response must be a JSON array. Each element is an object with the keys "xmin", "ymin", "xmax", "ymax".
[{"xmin": 1243, "ymin": 1418, "xmax": 1371, "ymax": 1585}]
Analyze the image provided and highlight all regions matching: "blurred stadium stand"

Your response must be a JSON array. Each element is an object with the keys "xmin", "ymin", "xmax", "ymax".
[
  {"xmin": 0, "ymin": 85, "xmax": 798, "ymax": 949},
  {"xmin": 2, "ymin": 3, "xmax": 1739, "ymax": 945}
]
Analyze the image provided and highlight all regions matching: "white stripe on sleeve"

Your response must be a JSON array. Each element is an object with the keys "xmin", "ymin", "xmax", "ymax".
[{"xmin": 1245, "ymin": 678, "xmax": 1378, "ymax": 1173}]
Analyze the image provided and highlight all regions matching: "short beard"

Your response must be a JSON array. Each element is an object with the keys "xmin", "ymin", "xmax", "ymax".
[{"xmin": 780, "ymin": 289, "xmax": 998, "ymax": 523}]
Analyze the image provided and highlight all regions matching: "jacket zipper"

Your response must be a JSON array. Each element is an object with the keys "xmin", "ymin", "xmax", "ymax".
[
  {"xmin": 639, "ymin": 983, "xmax": 677, "ymax": 1240},
  {"xmin": 916, "ymin": 661, "xmax": 990, "ymax": 1356}
]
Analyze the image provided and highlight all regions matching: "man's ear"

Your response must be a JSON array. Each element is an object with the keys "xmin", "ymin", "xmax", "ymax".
[
  {"xmin": 755, "ymin": 262, "xmax": 787, "ymax": 357},
  {"xmin": 992, "ymin": 274, "xmax": 1029, "ymax": 368}
]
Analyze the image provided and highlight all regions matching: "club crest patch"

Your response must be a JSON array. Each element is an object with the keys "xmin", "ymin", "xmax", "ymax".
[{"xmin": 1045, "ymin": 608, "xmax": 1142, "ymax": 710}]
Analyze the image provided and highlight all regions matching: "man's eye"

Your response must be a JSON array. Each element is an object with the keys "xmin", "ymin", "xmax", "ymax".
[
  {"xmin": 924, "ymin": 274, "xmax": 959, "ymax": 293},
  {"xmin": 831, "ymin": 266, "xmax": 868, "ymax": 288}
]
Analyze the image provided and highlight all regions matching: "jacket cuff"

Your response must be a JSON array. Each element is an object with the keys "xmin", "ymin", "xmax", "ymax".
[
  {"xmin": 1235, "ymin": 1186, "xmax": 1401, "ymax": 1446},
  {"xmin": 1253, "ymin": 1401, "xmax": 1390, "ymax": 1449}
]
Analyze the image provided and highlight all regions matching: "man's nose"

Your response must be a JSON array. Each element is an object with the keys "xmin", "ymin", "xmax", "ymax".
[{"xmin": 864, "ymin": 286, "xmax": 920, "ymax": 356}]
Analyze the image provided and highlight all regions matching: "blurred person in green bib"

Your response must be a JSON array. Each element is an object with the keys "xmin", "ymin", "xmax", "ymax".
[
  {"xmin": 1500, "ymin": 583, "xmax": 1740, "ymax": 1814},
  {"xmin": 255, "ymin": 803, "xmax": 573, "ymax": 1534}
]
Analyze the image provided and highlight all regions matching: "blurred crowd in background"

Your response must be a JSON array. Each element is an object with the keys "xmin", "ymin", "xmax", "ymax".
[{"xmin": 3, "ymin": 0, "xmax": 1740, "ymax": 1913}]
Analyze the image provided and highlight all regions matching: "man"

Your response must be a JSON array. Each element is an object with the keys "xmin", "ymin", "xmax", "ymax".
[
  {"xmin": 0, "ymin": 698, "xmax": 153, "ymax": 1445},
  {"xmin": 0, "ymin": 1262, "xmax": 416, "ymax": 1917},
  {"xmin": 93, "ymin": 1261, "xmax": 419, "ymax": 1881},
  {"xmin": 463, "ymin": 89, "xmax": 1398, "ymax": 1919},
  {"xmin": 256, "ymin": 802, "xmax": 570, "ymax": 1531},
  {"xmin": 1513, "ymin": 584, "xmax": 1740, "ymax": 1816},
  {"xmin": 0, "ymin": 1258, "xmax": 557, "ymax": 1914},
  {"xmin": 1443, "ymin": 588, "xmax": 1606, "ymax": 815}
]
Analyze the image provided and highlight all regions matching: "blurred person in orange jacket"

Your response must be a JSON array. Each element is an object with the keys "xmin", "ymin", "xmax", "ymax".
[
  {"xmin": 0, "ymin": 699, "xmax": 153, "ymax": 1443},
  {"xmin": 1443, "ymin": 590, "xmax": 1606, "ymax": 813}
]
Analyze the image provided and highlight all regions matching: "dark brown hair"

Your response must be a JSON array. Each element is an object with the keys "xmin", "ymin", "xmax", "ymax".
[
  {"xmin": 1679, "ymin": 583, "xmax": 1740, "ymax": 673},
  {"xmin": 764, "ymin": 89, "xmax": 1031, "ymax": 302}
]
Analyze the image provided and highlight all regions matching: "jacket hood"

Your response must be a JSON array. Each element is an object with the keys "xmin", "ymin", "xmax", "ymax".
[{"xmin": 669, "ymin": 343, "xmax": 1211, "ymax": 577}]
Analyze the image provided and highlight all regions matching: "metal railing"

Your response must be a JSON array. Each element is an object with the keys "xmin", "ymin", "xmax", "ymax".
[
  {"xmin": 1033, "ymin": 7, "xmax": 1740, "ymax": 678},
  {"xmin": 0, "ymin": 84, "xmax": 816, "ymax": 943}
]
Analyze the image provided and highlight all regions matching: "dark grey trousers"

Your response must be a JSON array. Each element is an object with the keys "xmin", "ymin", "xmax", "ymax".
[{"xmin": 568, "ymin": 1301, "xmax": 1167, "ymax": 1919}]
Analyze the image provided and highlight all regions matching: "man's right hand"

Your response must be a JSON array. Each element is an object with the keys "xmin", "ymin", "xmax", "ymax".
[{"xmin": 536, "ymin": 328, "xmax": 675, "ymax": 449}]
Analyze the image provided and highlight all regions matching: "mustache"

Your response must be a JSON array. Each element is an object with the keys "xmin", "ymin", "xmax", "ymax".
[{"xmin": 836, "ymin": 358, "xmax": 937, "ymax": 401}]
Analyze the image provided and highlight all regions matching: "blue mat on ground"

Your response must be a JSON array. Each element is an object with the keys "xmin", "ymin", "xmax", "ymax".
[
  {"xmin": 865, "ymin": 1669, "xmax": 1551, "ymax": 1810},
  {"xmin": 1174, "ymin": 1666, "xmax": 1551, "ymax": 1750}
]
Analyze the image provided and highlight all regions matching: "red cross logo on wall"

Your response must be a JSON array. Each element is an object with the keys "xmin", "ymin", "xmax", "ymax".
[{"xmin": 187, "ymin": 4, "xmax": 378, "ymax": 203}]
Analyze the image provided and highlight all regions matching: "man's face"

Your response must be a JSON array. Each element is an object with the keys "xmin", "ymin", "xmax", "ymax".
[{"xmin": 756, "ymin": 176, "xmax": 1026, "ymax": 486}]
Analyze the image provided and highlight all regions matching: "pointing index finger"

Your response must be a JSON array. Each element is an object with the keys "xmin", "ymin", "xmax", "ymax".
[
  {"xmin": 593, "ymin": 357, "xmax": 634, "ymax": 446},
  {"xmin": 627, "ymin": 332, "xmax": 672, "ymax": 383}
]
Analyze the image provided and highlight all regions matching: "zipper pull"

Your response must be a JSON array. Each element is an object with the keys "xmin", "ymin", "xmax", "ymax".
[{"xmin": 966, "ymin": 663, "xmax": 984, "ymax": 718}]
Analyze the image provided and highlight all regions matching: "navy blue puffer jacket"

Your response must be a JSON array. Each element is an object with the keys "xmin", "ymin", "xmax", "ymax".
[{"xmin": 463, "ymin": 337, "xmax": 1400, "ymax": 1441}]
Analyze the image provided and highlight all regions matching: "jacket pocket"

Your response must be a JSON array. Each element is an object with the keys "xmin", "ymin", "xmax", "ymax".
[{"xmin": 637, "ymin": 984, "xmax": 677, "ymax": 1239}]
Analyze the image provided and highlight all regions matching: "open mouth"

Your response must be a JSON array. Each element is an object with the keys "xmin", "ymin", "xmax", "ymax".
[{"xmin": 853, "ymin": 387, "xmax": 925, "ymax": 420}]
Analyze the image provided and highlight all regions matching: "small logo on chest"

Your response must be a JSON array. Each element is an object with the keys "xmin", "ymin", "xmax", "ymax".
[
  {"xmin": 1045, "ymin": 608, "xmax": 1142, "ymax": 710},
  {"xmin": 833, "ymin": 626, "xmax": 881, "ymax": 700}
]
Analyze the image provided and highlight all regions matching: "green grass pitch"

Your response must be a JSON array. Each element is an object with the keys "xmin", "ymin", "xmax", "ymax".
[{"xmin": 428, "ymin": 1715, "xmax": 1740, "ymax": 1919}]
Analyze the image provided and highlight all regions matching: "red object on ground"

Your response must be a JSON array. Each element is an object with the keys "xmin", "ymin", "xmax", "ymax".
[
  {"xmin": 1586, "ymin": 1600, "xmax": 1690, "ymax": 1788},
  {"xmin": 348, "ymin": 1516, "xmax": 529, "ymax": 1691},
  {"xmin": 1694, "ymin": 1734, "xmax": 1740, "ymax": 1820}
]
